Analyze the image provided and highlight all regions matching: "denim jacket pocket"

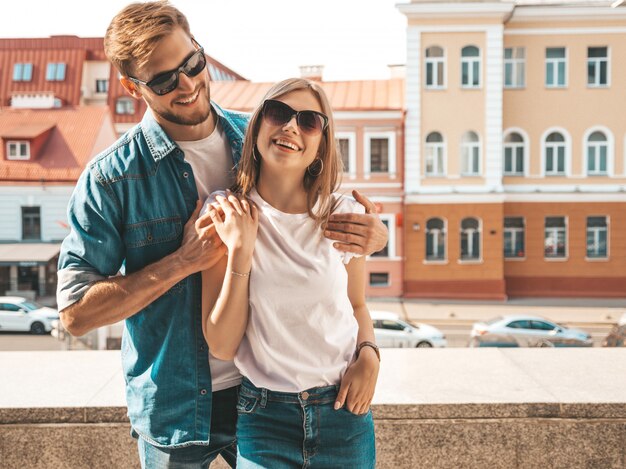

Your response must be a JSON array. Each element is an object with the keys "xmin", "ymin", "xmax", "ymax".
[
  {"xmin": 124, "ymin": 216, "xmax": 182, "ymax": 249},
  {"xmin": 236, "ymin": 393, "xmax": 259, "ymax": 414}
]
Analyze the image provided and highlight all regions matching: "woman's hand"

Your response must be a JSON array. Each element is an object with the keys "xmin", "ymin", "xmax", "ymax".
[
  {"xmin": 335, "ymin": 347, "xmax": 380, "ymax": 415},
  {"xmin": 206, "ymin": 192, "xmax": 259, "ymax": 264}
]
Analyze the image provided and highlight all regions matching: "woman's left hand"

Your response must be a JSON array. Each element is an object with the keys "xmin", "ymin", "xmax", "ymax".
[{"xmin": 335, "ymin": 347, "xmax": 380, "ymax": 415}]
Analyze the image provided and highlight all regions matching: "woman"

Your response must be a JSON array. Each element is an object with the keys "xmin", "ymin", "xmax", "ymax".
[{"xmin": 201, "ymin": 78, "xmax": 379, "ymax": 468}]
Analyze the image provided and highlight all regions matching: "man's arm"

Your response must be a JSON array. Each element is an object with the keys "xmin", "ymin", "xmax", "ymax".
[
  {"xmin": 60, "ymin": 202, "xmax": 225, "ymax": 336},
  {"xmin": 324, "ymin": 190, "xmax": 389, "ymax": 256}
]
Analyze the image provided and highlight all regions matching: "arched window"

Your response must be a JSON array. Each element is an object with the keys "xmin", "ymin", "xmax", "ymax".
[
  {"xmin": 425, "ymin": 132, "xmax": 445, "ymax": 176},
  {"xmin": 461, "ymin": 131, "xmax": 480, "ymax": 176},
  {"xmin": 426, "ymin": 218, "xmax": 446, "ymax": 261},
  {"xmin": 115, "ymin": 97, "xmax": 135, "ymax": 115},
  {"xmin": 460, "ymin": 217, "xmax": 481, "ymax": 261},
  {"xmin": 461, "ymin": 46, "xmax": 481, "ymax": 88},
  {"xmin": 586, "ymin": 131, "xmax": 608, "ymax": 175},
  {"xmin": 425, "ymin": 46, "xmax": 445, "ymax": 89},
  {"xmin": 544, "ymin": 132, "xmax": 566, "ymax": 175},
  {"xmin": 503, "ymin": 132, "xmax": 525, "ymax": 175}
]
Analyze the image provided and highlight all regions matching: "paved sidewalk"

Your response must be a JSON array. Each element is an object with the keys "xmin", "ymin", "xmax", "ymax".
[{"xmin": 366, "ymin": 298, "xmax": 626, "ymax": 325}]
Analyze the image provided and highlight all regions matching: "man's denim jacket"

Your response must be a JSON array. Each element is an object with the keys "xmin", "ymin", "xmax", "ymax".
[{"xmin": 57, "ymin": 103, "xmax": 249, "ymax": 447}]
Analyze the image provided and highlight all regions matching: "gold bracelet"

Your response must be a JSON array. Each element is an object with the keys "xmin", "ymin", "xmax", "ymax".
[{"xmin": 231, "ymin": 270, "xmax": 250, "ymax": 277}]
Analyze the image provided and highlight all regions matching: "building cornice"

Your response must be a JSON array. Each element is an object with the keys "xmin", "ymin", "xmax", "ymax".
[
  {"xmin": 510, "ymin": 5, "xmax": 626, "ymax": 21},
  {"xmin": 398, "ymin": 2, "xmax": 514, "ymax": 19}
]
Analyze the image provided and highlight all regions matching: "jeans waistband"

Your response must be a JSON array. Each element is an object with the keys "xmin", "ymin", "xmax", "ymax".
[{"xmin": 240, "ymin": 377, "xmax": 339, "ymax": 405}]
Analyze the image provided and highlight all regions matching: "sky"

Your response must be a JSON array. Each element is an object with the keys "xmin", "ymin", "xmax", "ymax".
[{"xmin": 2, "ymin": 0, "xmax": 409, "ymax": 82}]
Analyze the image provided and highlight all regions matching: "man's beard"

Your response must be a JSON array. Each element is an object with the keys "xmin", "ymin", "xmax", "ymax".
[{"xmin": 152, "ymin": 84, "xmax": 211, "ymax": 126}]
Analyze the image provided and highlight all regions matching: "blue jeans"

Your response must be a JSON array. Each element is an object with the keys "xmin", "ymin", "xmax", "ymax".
[
  {"xmin": 236, "ymin": 378, "xmax": 376, "ymax": 469},
  {"xmin": 137, "ymin": 386, "xmax": 238, "ymax": 468}
]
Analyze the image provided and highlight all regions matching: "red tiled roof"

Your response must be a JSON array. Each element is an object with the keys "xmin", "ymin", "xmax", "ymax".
[
  {"xmin": 1, "ymin": 123, "xmax": 55, "ymax": 139},
  {"xmin": 210, "ymin": 78, "xmax": 405, "ymax": 112},
  {"xmin": 0, "ymin": 106, "xmax": 115, "ymax": 182}
]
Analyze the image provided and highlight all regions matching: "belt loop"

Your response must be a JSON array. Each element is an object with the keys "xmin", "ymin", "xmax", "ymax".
[{"xmin": 260, "ymin": 388, "xmax": 268, "ymax": 408}]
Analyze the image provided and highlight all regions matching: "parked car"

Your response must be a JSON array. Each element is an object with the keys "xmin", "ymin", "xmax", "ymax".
[
  {"xmin": 470, "ymin": 315, "xmax": 593, "ymax": 348},
  {"xmin": 371, "ymin": 311, "xmax": 447, "ymax": 348},
  {"xmin": 0, "ymin": 296, "xmax": 59, "ymax": 334}
]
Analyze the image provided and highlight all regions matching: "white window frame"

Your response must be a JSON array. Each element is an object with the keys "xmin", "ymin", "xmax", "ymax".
[
  {"xmin": 115, "ymin": 97, "xmax": 135, "ymax": 115},
  {"xmin": 541, "ymin": 127, "xmax": 571, "ymax": 177},
  {"xmin": 335, "ymin": 131, "xmax": 357, "ymax": 179},
  {"xmin": 504, "ymin": 47, "xmax": 525, "ymax": 89},
  {"xmin": 504, "ymin": 216, "xmax": 526, "ymax": 260},
  {"xmin": 425, "ymin": 132, "xmax": 446, "ymax": 177},
  {"xmin": 46, "ymin": 62, "xmax": 66, "ymax": 81},
  {"xmin": 6, "ymin": 140, "xmax": 30, "ymax": 160},
  {"xmin": 586, "ymin": 215, "xmax": 609, "ymax": 261},
  {"xmin": 503, "ymin": 128, "xmax": 529, "ymax": 177},
  {"xmin": 544, "ymin": 216, "xmax": 568, "ymax": 260},
  {"xmin": 364, "ymin": 131, "xmax": 396, "ymax": 179},
  {"xmin": 583, "ymin": 126, "xmax": 614, "ymax": 177},
  {"xmin": 424, "ymin": 218, "xmax": 447, "ymax": 264},
  {"xmin": 425, "ymin": 46, "xmax": 446, "ymax": 90},
  {"xmin": 587, "ymin": 46, "xmax": 610, "ymax": 88},
  {"xmin": 368, "ymin": 214, "xmax": 396, "ymax": 259},
  {"xmin": 545, "ymin": 47, "xmax": 567, "ymax": 88},
  {"xmin": 369, "ymin": 272, "xmax": 390, "ymax": 288},
  {"xmin": 13, "ymin": 63, "xmax": 33, "ymax": 82},
  {"xmin": 461, "ymin": 46, "xmax": 481, "ymax": 89},
  {"xmin": 95, "ymin": 79, "xmax": 109, "ymax": 94},
  {"xmin": 459, "ymin": 217, "xmax": 482, "ymax": 263},
  {"xmin": 460, "ymin": 131, "xmax": 481, "ymax": 176}
]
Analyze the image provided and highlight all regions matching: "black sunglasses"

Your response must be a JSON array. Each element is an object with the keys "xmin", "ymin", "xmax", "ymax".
[
  {"xmin": 128, "ymin": 42, "xmax": 207, "ymax": 96},
  {"xmin": 261, "ymin": 99, "xmax": 329, "ymax": 136}
]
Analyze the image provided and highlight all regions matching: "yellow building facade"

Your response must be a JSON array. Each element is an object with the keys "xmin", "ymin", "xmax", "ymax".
[{"xmin": 399, "ymin": 0, "xmax": 626, "ymax": 299}]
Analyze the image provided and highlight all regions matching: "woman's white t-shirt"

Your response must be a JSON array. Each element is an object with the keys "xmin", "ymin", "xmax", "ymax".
[{"xmin": 233, "ymin": 188, "xmax": 364, "ymax": 393}]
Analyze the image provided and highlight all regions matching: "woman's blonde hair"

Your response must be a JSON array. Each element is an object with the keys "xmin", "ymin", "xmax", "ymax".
[
  {"xmin": 104, "ymin": 1, "xmax": 191, "ymax": 77},
  {"xmin": 233, "ymin": 78, "xmax": 342, "ymax": 225}
]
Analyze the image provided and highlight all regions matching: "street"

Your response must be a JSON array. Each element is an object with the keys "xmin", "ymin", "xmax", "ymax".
[{"xmin": 0, "ymin": 322, "xmax": 615, "ymax": 351}]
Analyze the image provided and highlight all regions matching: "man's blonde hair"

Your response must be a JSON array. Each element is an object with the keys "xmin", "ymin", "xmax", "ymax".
[{"xmin": 104, "ymin": 1, "xmax": 191, "ymax": 77}]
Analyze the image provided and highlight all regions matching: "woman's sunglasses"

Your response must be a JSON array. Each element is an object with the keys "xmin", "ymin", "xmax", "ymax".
[
  {"xmin": 128, "ymin": 43, "xmax": 207, "ymax": 96},
  {"xmin": 261, "ymin": 99, "xmax": 329, "ymax": 136}
]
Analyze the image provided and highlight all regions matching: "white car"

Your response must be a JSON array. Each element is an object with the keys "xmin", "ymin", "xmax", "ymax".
[
  {"xmin": 0, "ymin": 296, "xmax": 59, "ymax": 334},
  {"xmin": 371, "ymin": 311, "xmax": 447, "ymax": 348},
  {"xmin": 470, "ymin": 315, "xmax": 592, "ymax": 348}
]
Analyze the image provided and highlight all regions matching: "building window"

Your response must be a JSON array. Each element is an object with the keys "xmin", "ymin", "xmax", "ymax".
[
  {"xmin": 586, "ymin": 216, "xmax": 608, "ymax": 259},
  {"xmin": 504, "ymin": 47, "xmax": 525, "ymax": 88},
  {"xmin": 13, "ymin": 63, "xmax": 33, "ymax": 82},
  {"xmin": 504, "ymin": 217, "xmax": 525, "ymax": 258},
  {"xmin": 96, "ymin": 79, "xmax": 109, "ymax": 93},
  {"xmin": 426, "ymin": 218, "xmax": 446, "ymax": 261},
  {"xmin": 460, "ymin": 217, "xmax": 481, "ymax": 261},
  {"xmin": 425, "ymin": 46, "xmax": 445, "ymax": 89},
  {"xmin": 503, "ymin": 132, "xmax": 525, "ymax": 175},
  {"xmin": 461, "ymin": 131, "xmax": 480, "ymax": 176},
  {"xmin": 22, "ymin": 207, "xmax": 41, "ymax": 240},
  {"xmin": 335, "ymin": 132, "xmax": 356, "ymax": 177},
  {"xmin": 115, "ymin": 97, "xmax": 135, "ymax": 115},
  {"xmin": 544, "ymin": 132, "xmax": 566, "ymax": 176},
  {"xmin": 364, "ymin": 132, "xmax": 395, "ymax": 176},
  {"xmin": 586, "ymin": 131, "xmax": 608, "ymax": 175},
  {"xmin": 369, "ymin": 272, "xmax": 390, "ymax": 287},
  {"xmin": 425, "ymin": 132, "xmax": 445, "ymax": 176},
  {"xmin": 544, "ymin": 217, "xmax": 566, "ymax": 259},
  {"xmin": 588, "ymin": 47, "xmax": 608, "ymax": 87},
  {"xmin": 461, "ymin": 46, "xmax": 480, "ymax": 88},
  {"xmin": 6, "ymin": 141, "xmax": 30, "ymax": 160},
  {"xmin": 46, "ymin": 63, "xmax": 66, "ymax": 81},
  {"xmin": 545, "ymin": 48, "xmax": 566, "ymax": 88}
]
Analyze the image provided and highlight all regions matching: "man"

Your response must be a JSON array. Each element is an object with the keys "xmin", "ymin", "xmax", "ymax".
[{"xmin": 57, "ymin": 2, "xmax": 388, "ymax": 468}]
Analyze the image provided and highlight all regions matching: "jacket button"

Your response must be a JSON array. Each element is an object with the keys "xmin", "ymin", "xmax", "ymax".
[
  {"xmin": 200, "ymin": 389, "xmax": 207, "ymax": 396},
  {"xmin": 146, "ymin": 234, "xmax": 153, "ymax": 241},
  {"xmin": 301, "ymin": 391, "xmax": 309, "ymax": 400},
  {"xmin": 183, "ymin": 171, "xmax": 189, "ymax": 178}
]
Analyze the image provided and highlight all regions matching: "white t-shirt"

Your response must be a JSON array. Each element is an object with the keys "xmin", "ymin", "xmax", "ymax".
[
  {"xmin": 176, "ymin": 123, "xmax": 240, "ymax": 392},
  {"xmin": 233, "ymin": 188, "xmax": 365, "ymax": 392}
]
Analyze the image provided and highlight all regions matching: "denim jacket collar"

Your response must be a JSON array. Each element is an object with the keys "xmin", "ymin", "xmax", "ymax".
[{"xmin": 140, "ymin": 101, "xmax": 245, "ymax": 164}]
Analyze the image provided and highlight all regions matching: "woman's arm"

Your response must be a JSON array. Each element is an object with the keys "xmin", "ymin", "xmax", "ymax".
[
  {"xmin": 201, "ymin": 194, "xmax": 258, "ymax": 360},
  {"xmin": 335, "ymin": 255, "xmax": 380, "ymax": 415}
]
